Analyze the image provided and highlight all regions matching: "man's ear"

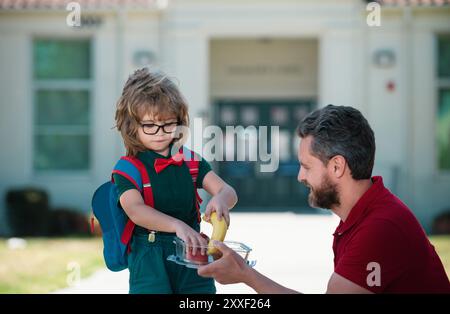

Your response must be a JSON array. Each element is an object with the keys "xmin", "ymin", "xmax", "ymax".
[{"xmin": 329, "ymin": 155, "xmax": 346, "ymax": 179}]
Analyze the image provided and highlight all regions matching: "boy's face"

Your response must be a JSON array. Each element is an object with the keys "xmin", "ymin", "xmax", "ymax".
[{"xmin": 137, "ymin": 113, "xmax": 179, "ymax": 154}]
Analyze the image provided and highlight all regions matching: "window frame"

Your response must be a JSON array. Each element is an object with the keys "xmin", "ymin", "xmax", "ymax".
[
  {"xmin": 31, "ymin": 37, "xmax": 94, "ymax": 175},
  {"xmin": 436, "ymin": 34, "xmax": 450, "ymax": 174}
]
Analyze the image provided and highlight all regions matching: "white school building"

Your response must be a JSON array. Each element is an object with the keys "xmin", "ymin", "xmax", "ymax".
[{"xmin": 0, "ymin": 0, "xmax": 449, "ymax": 234}]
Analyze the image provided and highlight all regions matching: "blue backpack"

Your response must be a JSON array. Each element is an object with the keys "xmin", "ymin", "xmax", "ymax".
[{"xmin": 91, "ymin": 147, "xmax": 202, "ymax": 272}]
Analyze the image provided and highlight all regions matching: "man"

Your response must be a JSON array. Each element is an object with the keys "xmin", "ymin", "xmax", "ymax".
[{"xmin": 198, "ymin": 105, "xmax": 450, "ymax": 293}]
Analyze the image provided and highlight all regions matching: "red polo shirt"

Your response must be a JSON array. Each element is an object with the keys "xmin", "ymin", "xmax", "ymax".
[{"xmin": 333, "ymin": 176, "xmax": 450, "ymax": 293}]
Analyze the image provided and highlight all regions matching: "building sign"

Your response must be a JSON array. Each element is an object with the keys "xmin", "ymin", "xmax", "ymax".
[{"xmin": 210, "ymin": 38, "xmax": 318, "ymax": 98}]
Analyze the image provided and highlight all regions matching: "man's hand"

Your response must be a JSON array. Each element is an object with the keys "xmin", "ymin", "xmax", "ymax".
[{"xmin": 197, "ymin": 241, "xmax": 249, "ymax": 284}]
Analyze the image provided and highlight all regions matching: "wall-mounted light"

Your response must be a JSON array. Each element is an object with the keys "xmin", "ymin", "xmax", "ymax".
[{"xmin": 373, "ymin": 49, "xmax": 396, "ymax": 68}]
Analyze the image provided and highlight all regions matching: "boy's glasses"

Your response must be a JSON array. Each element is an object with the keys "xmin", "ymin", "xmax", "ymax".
[{"xmin": 140, "ymin": 121, "xmax": 180, "ymax": 135}]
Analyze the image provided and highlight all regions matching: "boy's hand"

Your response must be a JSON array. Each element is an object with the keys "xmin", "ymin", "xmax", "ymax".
[
  {"xmin": 204, "ymin": 196, "xmax": 230, "ymax": 227},
  {"xmin": 174, "ymin": 221, "xmax": 208, "ymax": 256}
]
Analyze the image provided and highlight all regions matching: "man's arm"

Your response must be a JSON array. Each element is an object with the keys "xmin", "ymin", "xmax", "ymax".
[
  {"xmin": 326, "ymin": 272, "xmax": 373, "ymax": 294},
  {"xmin": 198, "ymin": 241, "xmax": 373, "ymax": 294},
  {"xmin": 248, "ymin": 271, "xmax": 372, "ymax": 294},
  {"xmin": 244, "ymin": 267, "xmax": 300, "ymax": 294}
]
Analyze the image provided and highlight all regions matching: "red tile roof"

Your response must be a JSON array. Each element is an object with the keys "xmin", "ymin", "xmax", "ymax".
[
  {"xmin": 0, "ymin": 0, "xmax": 448, "ymax": 11},
  {"xmin": 0, "ymin": 0, "xmax": 160, "ymax": 10},
  {"xmin": 368, "ymin": 0, "xmax": 450, "ymax": 6}
]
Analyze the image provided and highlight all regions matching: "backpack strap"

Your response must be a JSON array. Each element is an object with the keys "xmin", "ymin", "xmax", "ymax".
[
  {"xmin": 180, "ymin": 147, "xmax": 203, "ymax": 223},
  {"xmin": 111, "ymin": 158, "xmax": 143, "ymax": 191},
  {"xmin": 119, "ymin": 156, "xmax": 154, "ymax": 207},
  {"xmin": 111, "ymin": 148, "xmax": 203, "ymax": 247},
  {"xmin": 112, "ymin": 156, "xmax": 155, "ymax": 252}
]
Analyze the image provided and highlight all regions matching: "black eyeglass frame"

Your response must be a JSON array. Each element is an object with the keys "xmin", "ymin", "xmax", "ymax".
[{"xmin": 140, "ymin": 121, "xmax": 180, "ymax": 135}]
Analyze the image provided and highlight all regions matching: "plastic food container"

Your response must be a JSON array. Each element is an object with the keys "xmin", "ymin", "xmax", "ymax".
[{"xmin": 167, "ymin": 237, "xmax": 256, "ymax": 269}]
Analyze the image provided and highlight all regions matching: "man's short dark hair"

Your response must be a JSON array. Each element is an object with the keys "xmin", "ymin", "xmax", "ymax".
[{"xmin": 297, "ymin": 104, "xmax": 376, "ymax": 180}]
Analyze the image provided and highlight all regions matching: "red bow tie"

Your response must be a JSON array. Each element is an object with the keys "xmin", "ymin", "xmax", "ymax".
[{"xmin": 154, "ymin": 153, "xmax": 184, "ymax": 173}]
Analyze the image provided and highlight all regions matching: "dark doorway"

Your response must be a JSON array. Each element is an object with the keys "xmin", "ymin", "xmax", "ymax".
[{"xmin": 214, "ymin": 99, "xmax": 315, "ymax": 211}]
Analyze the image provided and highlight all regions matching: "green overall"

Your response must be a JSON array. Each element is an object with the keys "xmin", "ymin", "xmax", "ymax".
[{"xmin": 112, "ymin": 149, "xmax": 216, "ymax": 294}]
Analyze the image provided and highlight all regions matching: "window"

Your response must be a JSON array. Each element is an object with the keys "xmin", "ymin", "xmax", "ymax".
[
  {"xmin": 33, "ymin": 39, "xmax": 91, "ymax": 171},
  {"xmin": 437, "ymin": 35, "xmax": 450, "ymax": 171}
]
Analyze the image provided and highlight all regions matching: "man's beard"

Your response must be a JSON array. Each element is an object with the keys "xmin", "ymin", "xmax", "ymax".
[{"xmin": 306, "ymin": 175, "xmax": 340, "ymax": 209}]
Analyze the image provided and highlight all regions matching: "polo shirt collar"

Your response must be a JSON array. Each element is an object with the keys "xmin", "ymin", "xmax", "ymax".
[{"xmin": 333, "ymin": 176, "xmax": 385, "ymax": 236}]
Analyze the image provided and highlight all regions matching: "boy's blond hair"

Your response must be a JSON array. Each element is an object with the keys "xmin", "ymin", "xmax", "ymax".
[{"xmin": 115, "ymin": 68, "xmax": 189, "ymax": 156}]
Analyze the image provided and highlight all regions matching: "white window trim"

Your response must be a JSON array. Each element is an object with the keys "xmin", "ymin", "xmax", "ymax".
[
  {"xmin": 32, "ymin": 38, "xmax": 93, "ymax": 175},
  {"xmin": 34, "ymin": 80, "xmax": 92, "ymax": 90},
  {"xmin": 436, "ymin": 35, "xmax": 450, "ymax": 175}
]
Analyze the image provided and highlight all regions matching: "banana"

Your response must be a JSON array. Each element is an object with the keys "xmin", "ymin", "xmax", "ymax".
[{"xmin": 202, "ymin": 212, "xmax": 228, "ymax": 255}]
